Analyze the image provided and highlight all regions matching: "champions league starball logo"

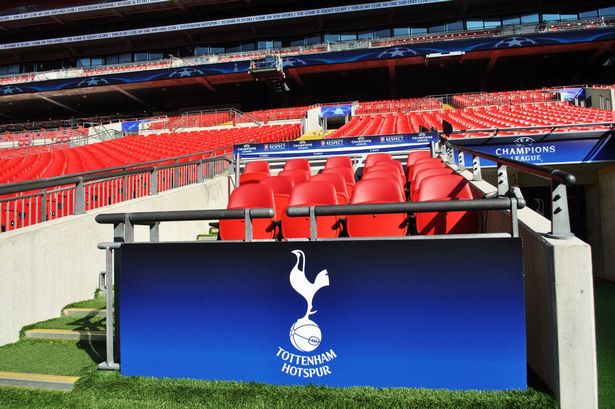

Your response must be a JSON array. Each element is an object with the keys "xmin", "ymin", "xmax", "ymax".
[
  {"xmin": 495, "ymin": 37, "xmax": 537, "ymax": 48},
  {"xmin": 378, "ymin": 47, "xmax": 417, "ymax": 59},
  {"xmin": 78, "ymin": 77, "xmax": 109, "ymax": 87},
  {"xmin": 0, "ymin": 85, "xmax": 22, "ymax": 95},
  {"xmin": 168, "ymin": 67, "xmax": 204, "ymax": 78},
  {"xmin": 276, "ymin": 250, "xmax": 337, "ymax": 378}
]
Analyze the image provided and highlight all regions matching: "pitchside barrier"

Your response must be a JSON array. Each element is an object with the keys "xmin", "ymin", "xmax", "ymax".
[{"xmin": 94, "ymin": 133, "xmax": 590, "ymax": 396}]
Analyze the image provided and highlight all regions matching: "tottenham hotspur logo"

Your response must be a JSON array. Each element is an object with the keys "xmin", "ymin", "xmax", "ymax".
[
  {"xmin": 289, "ymin": 250, "xmax": 329, "ymax": 352},
  {"xmin": 276, "ymin": 250, "xmax": 337, "ymax": 378}
]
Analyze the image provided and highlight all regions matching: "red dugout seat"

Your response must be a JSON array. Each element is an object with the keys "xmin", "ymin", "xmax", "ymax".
[
  {"xmin": 325, "ymin": 156, "xmax": 353, "ymax": 169},
  {"xmin": 279, "ymin": 169, "xmax": 310, "ymax": 185},
  {"xmin": 411, "ymin": 167, "xmax": 455, "ymax": 201},
  {"xmin": 260, "ymin": 175, "xmax": 294, "ymax": 219},
  {"xmin": 406, "ymin": 150, "xmax": 432, "ymax": 178},
  {"xmin": 415, "ymin": 174, "xmax": 478, "ymax": 235},
  {"xmin": 219, "ymin": 184, "xmax": 276, "ymax": 240},
  {"xmin": 281, "ymin": 181, "xmax": 340, "ymax": 239},
  {"xmin": 347, "ymin": 178, "xmax": 407, "ymax": 237},
  {"xmin": 311, "ymin": 173, "xmax": 349, "ymax": 204},
  {"xmin": 322, "ymin": 167, "xmax": 355, "ymax": 197},
  {"xmin": 245, "ymin": 161, "xmax": 271, "ymax": 175},
  {"xmin": 364, "ymin": 153, "xmax": 392, "ymax": 167},
  {"xmin": 239, "ymin": 171, "xmax": 268, "ymax": 185},
  {"xmin": 409, "ymin": 158, "xmax": 446, "ymax": 185},
  {"xmin": 283, "ymin": 158, "xmax": 311, "ymax": 172}
]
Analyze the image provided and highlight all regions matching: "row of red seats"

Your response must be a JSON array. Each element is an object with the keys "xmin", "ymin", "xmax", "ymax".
[
  {"xmin": 146, "ymin": 112, "xmax": 232, "ymax": 130},
  {"xmin": 221, "ymin": 151, "xmax": 478, "ymax": 240},
  {"xmin": 236, "ymin": 107, "xmax": 309, "ymax": 123},
  {"xmin": 452, "ymin": 90, "xmax": 558, "ymax": 108},
  {"xmin": 329, "ymin": 102, "xmax": 615, "ymax": 138},
  {"xmin": 0, "ymin": 124, "xmax": 300, "ymax": 184}
]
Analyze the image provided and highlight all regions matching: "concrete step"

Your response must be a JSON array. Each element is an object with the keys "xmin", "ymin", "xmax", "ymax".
[
  {"xmin": 0, "ymin": 371, "xmax": 79, "ymax": 391},
  {"xmin": 63, "ymin": 308, "xmax": 106, "ymax": 317},
  {"xmin": 24, "ymin": 329, "xmax": 105, "ymax": 342}
]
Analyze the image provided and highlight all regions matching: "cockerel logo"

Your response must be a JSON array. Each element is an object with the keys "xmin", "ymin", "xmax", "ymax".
[{"xmin": 288, "ymin": 250, "xmax": 329, "ymax": 352}]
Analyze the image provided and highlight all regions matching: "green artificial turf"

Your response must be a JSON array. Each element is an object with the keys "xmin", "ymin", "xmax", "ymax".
[
  {"xmin": 64, "ymin": 292, "xmax": 106, "ymax": 310},
  {"xmin": 21, "ymin": 315, "xmax": 105, "ymax": 335},
  {"xmin": 0, "ymin": 339, "xmax": 103, "ymax": 377},
  {"xmin": 0, "ymin": 371, "xmax": 556, "ymax": 409},
  {"xmin": 595, "ymin": 280, "xmax": 615, "ymax": 409}
]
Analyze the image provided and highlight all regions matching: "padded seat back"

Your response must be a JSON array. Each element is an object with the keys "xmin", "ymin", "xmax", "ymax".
[
  {"xmin": 311, "ymin": 173, "xmax": 349, "ymax": 204},
  {"xmin": 411, "ymin": 168, "xmax": 455, "ymax": 201},
  {"xmin": 260, "ymin": 175, "xmax": 294, "ymax": 219},
  {"xmin": 347, "ymin": 178, "xmax": 407, "ymax": 237},
  {"xmin": 239, "ymin": 171, "xmax": 268, "ymax": 185},
  {"xmin": 283, "ymin": 158, "xmax": 311, "ymax": 172},
  {"xmin": 415, "ymin": 174, "xmax": 478, "ymax": 235},
  {"xmin": 282, "ymin": 181, "xmax": 340, "ymax": 239},
  {"xmin": 278, "ymin": 169, "xmax": 310, "ymax": 185},
  {"xmin": 219, "ymin": 184, "xmax": 276, "ymax": 240},
  {"xmin": 245, "ymin": 160, "xmax": 271, "ymax": 175},
  {"xmin": 409, "ymin": 158, "xmax": 446, "ymax": 184},
  {"xmin": 325, "ymin": 156, "xmax": 353, "ymax": 169},
  {"xmin": 364, "ymin": 152, "xmax": 392, "ymax": 167}
]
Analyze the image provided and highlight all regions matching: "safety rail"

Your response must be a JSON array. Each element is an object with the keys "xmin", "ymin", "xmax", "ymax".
[
  {"xmin": 439, "ymin": 127, "xmax": 577, "ymax": 239},
  {"xmin": 446, "ymin": 121, "xmax": 615, "ymax": 136},
  {"xmin": 0, "ymin": 147, "xmax": 234, "ymax": 232}
]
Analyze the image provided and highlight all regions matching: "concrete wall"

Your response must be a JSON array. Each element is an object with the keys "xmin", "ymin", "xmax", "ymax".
[
  {"xmin": 467, "ymin": 173, "xmax": 598, "ymax": 409},
  {"xmin": 0, "ymin": 176, "xmax": 229, "ymax": 347},
  {"xmin": 598, "ymin": 165, "xmax": 615, "ymax": 281}
]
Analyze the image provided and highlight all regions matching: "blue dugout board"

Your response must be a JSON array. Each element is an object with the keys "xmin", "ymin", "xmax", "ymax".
[{"xmin": 118, "ymin": 238, "xmax": 526, "ymax": 390}]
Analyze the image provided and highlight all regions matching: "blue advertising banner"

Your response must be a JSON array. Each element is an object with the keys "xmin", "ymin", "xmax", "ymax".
[
  {"xmin": 320, "ymin": 105, "xmax": 353, "ymax": 117},
  {"xmin": 453, "ymin": 130, "xmax": 615, "ymax": 166},
  {"xmin": 1, "ymin": 28, "xmax": 613, "ymax": 97},
  {"xmin": 234, "ymin": 132, "xmax": 438, "ymax": 158},
  {"xmin": 121, "ymin": 121, "xmax": 141, "ymax": 133},
  {"xmin": 119, "ymin": 238, "xmax": 526, "ymax": 390}
]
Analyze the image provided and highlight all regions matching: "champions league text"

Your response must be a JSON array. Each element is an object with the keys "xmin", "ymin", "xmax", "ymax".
[{"xmin": 276, "ymin": 347, "xmax": 337, "ymax": 378}]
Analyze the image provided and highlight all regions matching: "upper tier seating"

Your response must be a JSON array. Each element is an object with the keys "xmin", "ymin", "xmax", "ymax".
[
  {"xmin": 236, "ymin": 106, "xmax": 309, "ymax": 123},
  {"xmin": 328, "ymin": 102, "xmax": 615, "ymax": 138},
  {"xmin": 451, "ymin": 90, "xmax": 558, "ymax": 108}
]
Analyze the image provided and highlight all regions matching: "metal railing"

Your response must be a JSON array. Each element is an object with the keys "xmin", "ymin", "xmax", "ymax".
[
  {"xmin": 0, "ymin": 147, "xmax": 234, "ymax": 232},
  {"xmin": 439, "ymin": 133, "xmax": 577, "ymax": 238}
]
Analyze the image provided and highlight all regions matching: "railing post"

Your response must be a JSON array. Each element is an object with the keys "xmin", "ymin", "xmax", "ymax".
[
  {"xmin": 124, "ymin": 214, "xmax": 134, "ymax": 243},
  {"xmin": 75, "ymin": 177, "xmax": 85, "ymax": 215},
  {"xmin": 234, "ymin": 152, "xmax": 241, "ymax": 187},
  {"xmin": 550, "ymin": 182, "xmax": 574, "ymax": 239},
  {"xmin": 149, "ymin": 222, "xmax": 160, "ymax": 242},
  {"xmin": 447, "ymin": 145, "xmax": 454, "ymax": 164},
  {"xmin": 122, "ymin": 175, "xmax": 128, "ymax": 201},
  {"xmin": 244, "ymin": 209, "xmax": 253, "ymax": 242},
  {"xmin": 150, "ymin": 168, "xmax": 158, "ymax": 195},
  {"xmin": 197, "ymin": 161, "xmax": 204, "ymax": 183},
  {"xmin": 472, "ymin": 154, "xmax": 482, "ymax": 181},
  {"xmin": 497, "ymin": 163, "xmax": 509, "ymax": 196},
  {"xmin": 41, "ymin": 189, "xmax": 47, "ymax": 222},
  {"xmin": 457, "ymin": 150, "xmax": 465, "ymax": 172},
  {"xmin": 97, "ymin": 244, "xmax": 119, "ymax": 371},
  {"xmin": 174, "ymin": 160, "xmax": 180, "ymax": 188},
  {"xmin": 309, "ymin": 206, "xmax": 317, "ymax": 241}
]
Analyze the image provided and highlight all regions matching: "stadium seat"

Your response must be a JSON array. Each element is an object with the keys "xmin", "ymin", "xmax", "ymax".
[
  {"xmin": 245, "ymin": 161, "xmax": 271, "ymax": 175},
  {"xmin": 409, "ymin": 158, "xmax": 447, "ymax": 185},
  {"xmin": 364, "ymin": 153, "xmax": 392, "ymax": 167},
  {"xmin": 415, "ymin": 174, "xmax": 478, "ymax": 235},
  {"xmin": 239, "ymin": 171, "xmax": 269, "ymax": 185},
  {"xmin": 322, "ymin": 166, "xmax": 356, "ymax": 197},
  {"xmin": 406, "ymin": 150, "xmax": 432, "ymax": 178},
  {"xmin": 364, "ymin": 160, "xmax": 406, "ymax": 181},
  {"xmin": 311, "ymin": 173, "xmax": 349, "ymax": 204},
  {"xmin": 283, "ymin": 158, "xmax": 311, "ymax": 172},
  {"xmin": 259, "ymin": 175, "xmax": 294, "ymax": 219},
  {"xmin": 361, "ymin": 170, "xmax": 405, "ymax": 194},
  {"xmin": 325, "ymin": 156, "xmax": 353, "ymax": 169},
  {"xmin": 281, "ymin": 181, "xmax": 340, "ymax": 239},
  {"xmin": 219, "ymin": 184, "xmax": 276, "ymax": 240},
  {"xmin": 411, "ymin": 167, "xmax": 455, "ymax": 201},
  {"xmin": 278, "ymin": 169, "xmax": 310, "ymax": 185},
  {"xmin": 346, "ymin": 178, "xmax": 407, "ymax": 237}
]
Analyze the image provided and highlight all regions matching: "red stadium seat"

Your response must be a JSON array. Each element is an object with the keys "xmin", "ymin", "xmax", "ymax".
[
  {"xmin": 311, "ymin": 173, "xmax": 349, "ymax": 204},
  {"xmin": 409, "ymin": 158, "xmax": 446, "ymax": 184},
  {"xmin": 322, "ymin": 167, "xmax": 356, "ymax": 197},
  {"xmin": 283, "ymin": 158, "xmax": 311, "ymax": 172},
  {"xmin": 281, "ymin": 181, "xmax": 340, "ymax": 239},
  {"xmin": 278, "ymin": 169, "xmax": 310, "ymax": 185},
  {"xmin": 325, "ymin": 156, "xmax": 353, "ymax": 169},
  {"xmin": 245, "ymin": 160, "xmax": 271, "ymax": 175},
  {"xmin": 415, "ymin": 174, "xmax": 478, "ymax": 235},
  {"xmin": 219, "ymin": 184, "xmax": 276, "ymax": 240},
  {"xmin": 361, "ymin": 170, "xmax": 405, "ymax": 194},
  {"xmin": 239, "ymin": 171, "xmax": 269, "ymax": 185},
  {"xmin": 260, "ymin": 175, "xmax": 294, "ymax": 219},
  {"xmin": 364, "ymin": 152, "xmax": 392, "ymax": 167},
  {"xmin": 364, "ymin": 160, "xmax": 406, "ymax": 181},
  {"xmin": 347, "ymin": 178, "xmax": 407, "ymax": 237},
  {"xmin": 406, "ymin": 150, "xmax": 432, "ymax": 178},
  {"xmin": 411, "ymin": 167, "xmax": 455, "ymax": 201}
]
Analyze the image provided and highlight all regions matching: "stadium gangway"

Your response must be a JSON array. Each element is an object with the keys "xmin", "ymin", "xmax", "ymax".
[
  {"xmin": 0, "ymin": 146, "xmax": 235, "ymax": 232},
  {"xmin": 439, "ymin": 123, "xmax": 581, "ymax": 238}
]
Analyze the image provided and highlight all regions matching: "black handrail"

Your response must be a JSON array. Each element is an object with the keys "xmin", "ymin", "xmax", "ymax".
[
  {"xmin": 285, "ymin": 197, "xmax": 525, "ymax": 217},
  {"xmin": 96, "ymin": 208, "xmax": 274, "ymax": 225}
]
